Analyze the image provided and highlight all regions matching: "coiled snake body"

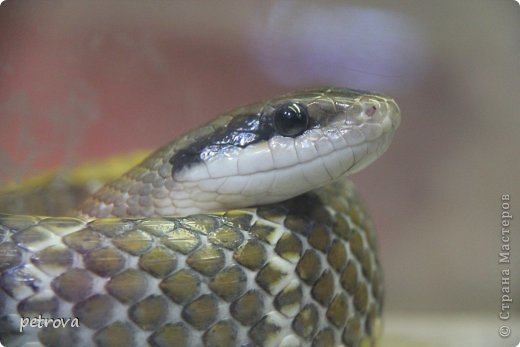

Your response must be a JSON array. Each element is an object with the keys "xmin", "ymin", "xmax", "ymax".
[{"xmin": 0, "ymin": 88, "xmax": 400, "ymax": 347}]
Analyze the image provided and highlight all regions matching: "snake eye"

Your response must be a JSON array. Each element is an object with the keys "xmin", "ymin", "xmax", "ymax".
[{"xmin": 274, "ymin": 103, "xmax": 309, "ymax": 137}]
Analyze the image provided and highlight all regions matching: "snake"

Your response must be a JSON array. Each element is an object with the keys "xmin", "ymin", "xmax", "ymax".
[{"xmin": 0, "ymin": 87, "xmax": 400, "ymax": 347}]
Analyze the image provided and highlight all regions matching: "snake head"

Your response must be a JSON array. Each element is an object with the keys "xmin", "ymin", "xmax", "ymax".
[
  {"xmin": 80, "ymin": 87, "xmax": 400, "ymax": 217},
  {"xmin": 168, "ymin": 87, "xmax": 400, "ymax": 214}
]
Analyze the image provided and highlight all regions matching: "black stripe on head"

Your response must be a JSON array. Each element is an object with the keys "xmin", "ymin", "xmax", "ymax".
[
  {"xmin": 169, "ymin": 102, "xmax": 320, "ymax": 176},
  {"xmin": 169, "ymin": 114, "xmax": 275, "ymax": 175}
]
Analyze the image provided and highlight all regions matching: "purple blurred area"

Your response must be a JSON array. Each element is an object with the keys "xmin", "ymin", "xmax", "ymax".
[{"xmin": 1, "ymin": 1, "xmax": 519, "ymax": 344}]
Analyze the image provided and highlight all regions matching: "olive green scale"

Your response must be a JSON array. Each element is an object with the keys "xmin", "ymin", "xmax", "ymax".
[{"xmin": 0, "ymin": 180, "xmax": 383, "ymax": 347}]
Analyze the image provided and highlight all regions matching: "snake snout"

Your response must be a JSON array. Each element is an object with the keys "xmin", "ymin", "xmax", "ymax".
[
  {"xmin": 362, "ymin": 95, "xmax": 401, "ymax": 133},
  {"xmin": 386, "ymin": 97, "xmax": 401, "ymax": 130}
]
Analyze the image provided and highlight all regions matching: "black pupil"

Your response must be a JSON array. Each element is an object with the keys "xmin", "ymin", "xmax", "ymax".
[{"xmin": 274, "ymin": 103, "xmax": 309, "ymax": 137}]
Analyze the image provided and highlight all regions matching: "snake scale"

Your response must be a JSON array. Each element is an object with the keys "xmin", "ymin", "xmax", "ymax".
[{"xmin": 0, "ymin": 88, "xmax": 400, "ymax": 347}]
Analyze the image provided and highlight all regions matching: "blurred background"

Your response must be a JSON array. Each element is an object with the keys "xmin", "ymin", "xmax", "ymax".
[{"xmin": 0, "ymin": 1, "xmax": 518, "ymax": 346}]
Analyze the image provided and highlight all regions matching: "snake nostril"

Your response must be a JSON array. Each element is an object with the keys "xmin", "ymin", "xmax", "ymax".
[{"xmin": 366, "ymin": 105, "xmax": 377, "ymax": 118}]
